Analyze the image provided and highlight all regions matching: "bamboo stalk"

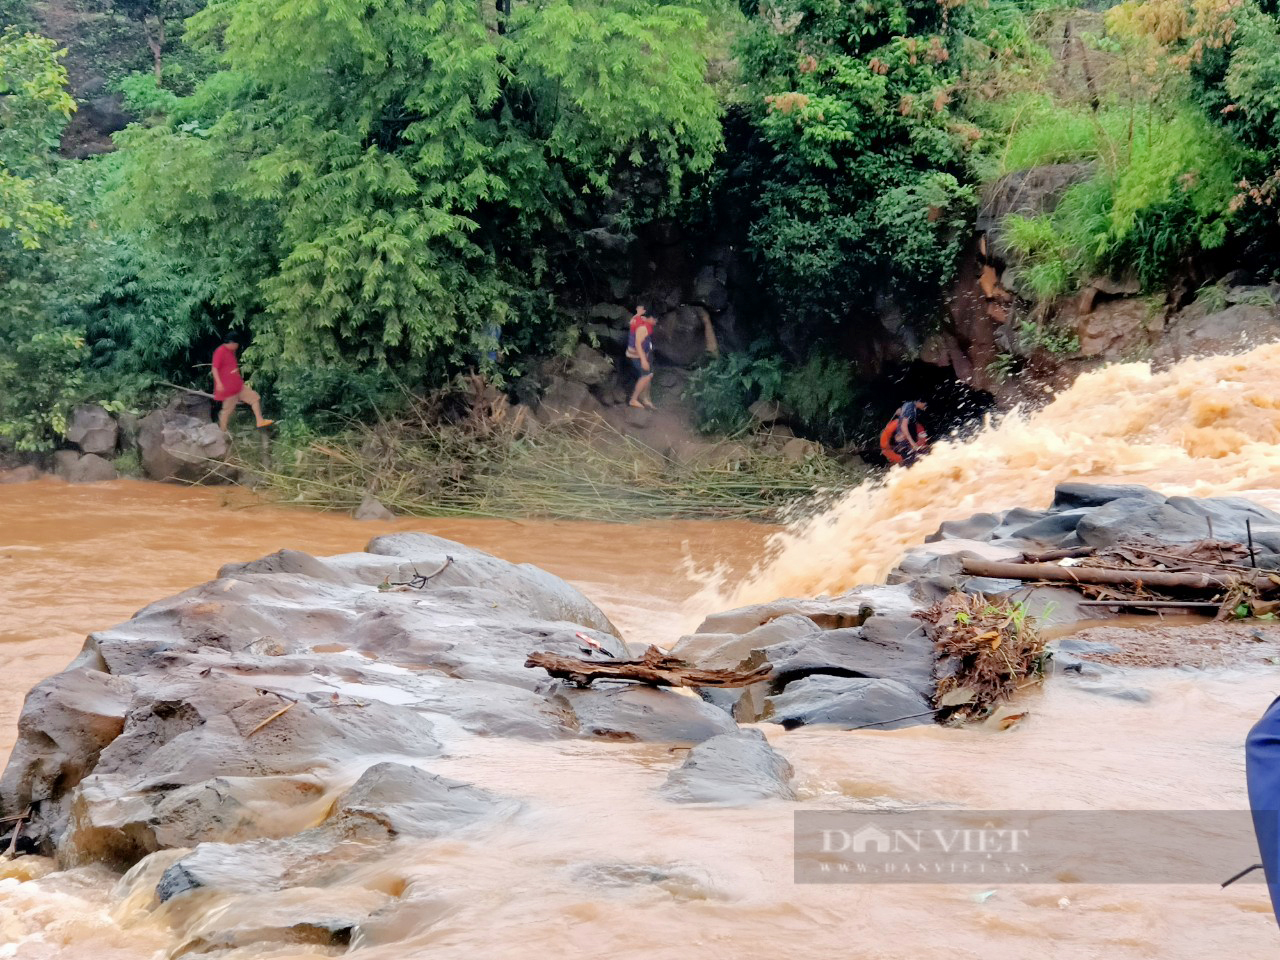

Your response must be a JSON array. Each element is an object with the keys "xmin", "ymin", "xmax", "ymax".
[
  {"xmin": 248, "ymin": 699, "xmax": 296, "ymax": 736},
  {"xmin": 962, "ymin": 557, "xmax": 1273, "ymax": 591},
  {"xmin": 1077, "ymin": 600, "xmax": 1221, "ymax": 609}
]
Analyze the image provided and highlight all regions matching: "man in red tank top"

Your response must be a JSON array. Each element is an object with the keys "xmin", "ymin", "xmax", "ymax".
[{"xmin": 211, "ymin": 338, "xmax": 273, "ymax": 432}]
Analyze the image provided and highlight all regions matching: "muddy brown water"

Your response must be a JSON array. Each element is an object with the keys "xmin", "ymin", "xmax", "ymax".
[{"xmin": 6, "ymin": 345, "xmax": 1280, "ymax": 958}]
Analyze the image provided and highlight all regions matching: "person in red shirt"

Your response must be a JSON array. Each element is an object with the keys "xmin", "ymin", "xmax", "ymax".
[
  {"xmin": 626, "ymin": 305, "xmax": 657, "ymax": 409},
  {"xmin": 211, "ymin": 338, "xmax": 273, "ymax": 432}
]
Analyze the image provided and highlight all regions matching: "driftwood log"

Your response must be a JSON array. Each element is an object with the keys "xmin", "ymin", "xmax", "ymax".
[
  {"xmin": 525, "ymin": 645, "xmax": 771, "ymax": 689},
  {"xmin": 961, "ymin": 557, "xmax": 1279, "ymax": 592}
]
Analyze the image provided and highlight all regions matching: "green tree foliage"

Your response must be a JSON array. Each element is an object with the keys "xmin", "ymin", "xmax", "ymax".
[
  {"xmin": 732, "ymin": 0, "xmax": 988, "ymax": 337},
  {"xmin": 0, "ymin": 28, "xmax": 74, "ymax": 248},
  {"xmin": 0, "ymin": 28, "xmax": 84, "ymax": 450},
  {"xmin": 979, "ymin": 0, "xmax": 1273, "ymax": 296},
  {"xmin": 112, "ymin": 0, "xmax": 724, "ymax": 390}
]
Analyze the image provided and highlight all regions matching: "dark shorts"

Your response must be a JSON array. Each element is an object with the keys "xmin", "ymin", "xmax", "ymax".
[{"xmin": 629, "ymin": 356, "xmax": 653, "ymax": 378}]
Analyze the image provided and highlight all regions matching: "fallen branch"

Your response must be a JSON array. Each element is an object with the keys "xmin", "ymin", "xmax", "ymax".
[
  {"xmin": 846, "ymin": 709, "xmax": 939, "ymax": 731},
  {"xmin": 1020, "ymin": 546, "xmax": 1096, "ymax": 563},
  {"xmin": 158, "ymin": 379, "xmax": 216, "ymax": 400},
  {"xmin": 387, "ymin": 556, "xmax": 454, "ymax": 590},
  {"xmin": 1077, "ymin": 599, "xmax": 1221, "ymax": 609},
  {"xmin": 961, "ymin": 557, "xmax": 1276, "ymax": 592},
  {"xmin": 247, "ymin": 699, "xmax": 296, "ymax": 736},
  {"xmin": 1123, "ymin": 545, "xmax": 1259, "ymax": 574},
  {"xmin": 3, "ymin": 806, "xmax": 30, "ymax": 859},
  {"xmin": 525, "ymin": 645, "xmax": 771, "ymax": 689}
]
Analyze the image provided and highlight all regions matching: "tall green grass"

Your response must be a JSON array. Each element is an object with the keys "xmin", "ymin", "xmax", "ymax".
[{"xmin": 1001, "ymin": 104, "xmax": 1252, "ymax": 295}]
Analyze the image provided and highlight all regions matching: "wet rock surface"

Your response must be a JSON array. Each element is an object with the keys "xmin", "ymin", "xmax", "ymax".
[
  {"xmin": 661, "ymin": 729, "xmax": 795, "ymax": 803},
  {"xmin": 675, "ymin": 484, "xmax": 1280, "ymax": 731},
  {"xmin": 138, "ymin": 400, "xmax": 232, "ymax": 483},
  {"xmin": 679, "ymin": 584, "xmax": 935, "ymax": 729},
  {"xmin": 0, "ymin": 531, "xmax": 751, "ymax": 949},
  {"xmin": 3, "ymin": 484, "xmax": 1275, "ymax": 954}
]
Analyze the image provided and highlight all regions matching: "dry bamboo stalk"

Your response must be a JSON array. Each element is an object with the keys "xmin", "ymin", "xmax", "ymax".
[
  {"xmin": 248, "ymin": 700, "xmax": 296, "ymax": 737},
  {"xmin": 962, "ymin": 557, "xmax": 1276, "ymax": 591}
]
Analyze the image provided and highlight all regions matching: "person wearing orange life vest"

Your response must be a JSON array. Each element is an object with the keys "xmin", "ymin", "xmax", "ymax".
[{"xmin": 879, "ymin": 400, "xmax": 928, "ymax": 465}]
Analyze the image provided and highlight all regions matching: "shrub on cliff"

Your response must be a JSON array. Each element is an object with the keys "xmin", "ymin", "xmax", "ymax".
[{"xmin": 729, "ymin": 0, "xmax": 1009, "ymax": 345}]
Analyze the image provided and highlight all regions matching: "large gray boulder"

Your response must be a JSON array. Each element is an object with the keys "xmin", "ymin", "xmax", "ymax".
[
  {"xmin": 558, "ymin": 686, "xmax": 737, "ymax": 743},
  {"xmin": 1157, "ymin": 302, "xmax": 1280, "ymax": 363},
  {"xmin": 138, "ymin": 406, "xmax": 230, "ymax": 482},
  {"xmin": 1075, "ymin": 494, "xmax": 1280, "ymax": 548},
  {"xmin": 765, "ymin": 676, "xmax": 933, "ymax": 730},
  {"xmin": 564, "ymin": 343, "xmax": 614, "ymax": 386},
  {"xmin": 2, "ymin": 532, "xmax": 727, "ymax": 892},
  {"xmin": 680, "ymin": 586, "xmax": 934, "ymax": 728},
  {"xmin": 764, "ymin": 617, "xmax": 934, "ymax": 698},
  {"xmin": 691, "ymin": 267, "xmax": 729, "ymax": 312},
  {"xmin": 0, "ymin": 667, "xmax": 133, "ymax": 853},
  {"xmin": 656, "ymin": 305, "xmax": 712, "ymax": 367},
  {"xmin": 661, "ymin": 729, "xmax": 795, "ymax": 803},
  {"xmin": 538, "ymin": 375, "xmax": 603, "ymax": 422},
  {"xmin": 64, "ymin": 403, "xmax": 119, "ymax": 456},
  {"xmin": 53, "ymin": 450, "xmax": 118, "ymax": 483},
  {"xmin": 668, "ymin": 614, "xmax": 822, "ymax": 672}
]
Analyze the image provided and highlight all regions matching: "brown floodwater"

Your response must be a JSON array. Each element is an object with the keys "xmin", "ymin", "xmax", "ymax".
[{"xmin": 5, "ymin": 345, "xmax": 1280, "ymax": 958}]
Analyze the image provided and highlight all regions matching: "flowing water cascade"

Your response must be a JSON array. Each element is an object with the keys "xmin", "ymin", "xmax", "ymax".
[
  {"xmin": 3, "ymin": 346, "xmax": 1280, "ymax": 959},
  {"xmin": 707, "ymin": 344, "xmax": 1280, "ymax": 609}
]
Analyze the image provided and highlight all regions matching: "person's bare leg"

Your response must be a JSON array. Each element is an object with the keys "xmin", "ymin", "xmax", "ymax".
[
  {"xmin": 629, "ymin": 373, "xmax": 650, "ymax": 407},
  {"xmin": 630, "ymin": 373, "xmax": 652, "ymax": 408},
  {"xmin": 641, "ymin": 375, "xmax": 656, "ymax": 409},
  {"xmin": 218, "ymin": 396, "xmax": 239, "ymax": 432},
  {"xmin": 242, "ymin": 387, "xmax": 273, "ymax": 427}
]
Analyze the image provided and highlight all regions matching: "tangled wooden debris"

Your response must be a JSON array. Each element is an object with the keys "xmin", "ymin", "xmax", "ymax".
[
  {"xmin": 961, "ymin": 537, "xmax": 1280, "ymax": 620},
  {"xmin": 525, "ymin": 645, "xmax": 771, "ymax": 689},
  {"xmin": 918, "ymin": 594, "xmax": 1048, "ymax": 723}
]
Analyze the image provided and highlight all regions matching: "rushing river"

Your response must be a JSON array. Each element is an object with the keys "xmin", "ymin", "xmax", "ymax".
[{"xmin": 5, "ymin": 345, "xmax": 1280, "ymax": 958}]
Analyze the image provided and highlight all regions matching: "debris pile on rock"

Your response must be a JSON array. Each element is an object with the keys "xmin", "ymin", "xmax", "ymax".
[{"xmin": 921, "ymin": 593, "xmax": 1048, "ymax": 723}]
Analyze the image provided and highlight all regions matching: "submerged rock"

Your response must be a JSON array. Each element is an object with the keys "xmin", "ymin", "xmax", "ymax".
[
  {"xmin": 765, "ymin": 676, "xmax": 933, "ymax": 730},
  {"xmin": 156, "ymin": 762, "xmax": 517, "ymax": 901},
  {"xmin": 661, "ymin": 729, "xmax": 795, "ymax": 803},
  {"xmin": 353, "ymin": 493, "xmax": 395, "ymax": 521}
]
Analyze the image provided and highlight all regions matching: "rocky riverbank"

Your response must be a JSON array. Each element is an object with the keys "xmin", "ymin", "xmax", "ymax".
[
  {"xmin": 3, "ymin": 483, "xmax": 1279, "ymax": 954},
  {"xmin": 0, "ymin": 384, "xmax": 863, "ymax": 523}
]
